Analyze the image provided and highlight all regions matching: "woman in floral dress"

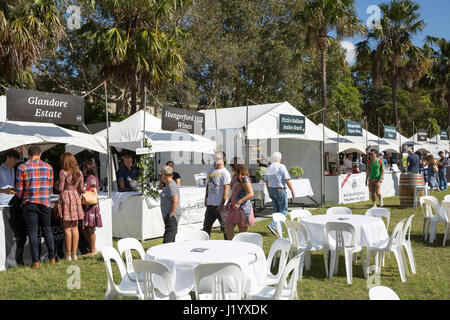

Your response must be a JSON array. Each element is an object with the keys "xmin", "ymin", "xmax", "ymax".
[
  {"xmin": 80, "ymin": 159, "xmax": 102, "ymax": 256},
  {"xmin": 58, "ymin": 153, "xmax": 84, "ymax": 261},
  {"xmin": 225, "ymin": 157, "xmax": 255, "ymax": 240}
]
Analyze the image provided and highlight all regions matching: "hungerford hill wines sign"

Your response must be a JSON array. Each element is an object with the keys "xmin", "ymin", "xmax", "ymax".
[{"xmin": 6, "ymin": 88, "xmax": 84, "ymax": 125}]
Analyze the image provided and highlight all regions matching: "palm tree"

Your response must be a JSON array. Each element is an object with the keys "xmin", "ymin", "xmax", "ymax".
[
  {"xmin": 421, "ymin": 37, "xmax": 450, "ymax": 129},
  {"xmin": 356, "ymin": 0, "xmax": 429, "ymax": 126},
  {"xmin": 0, "ymin": 0, "xmax": 65, "ymax": 89},
  {"xmin": 297, "ymin": 0, "xmax": 365, "ymax": 126},
  {"xmin": 81, "ymin": 0, "xmax": 189, "ymax": 114}
]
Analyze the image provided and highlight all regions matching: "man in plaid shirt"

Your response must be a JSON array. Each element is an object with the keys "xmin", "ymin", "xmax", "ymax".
[{"xmin": 15, "ymin": 145, "xmax": 56, "ymax": 268}]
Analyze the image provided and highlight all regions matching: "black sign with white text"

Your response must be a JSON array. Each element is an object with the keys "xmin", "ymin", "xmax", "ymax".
[
  {"xmin": 440, "ymin": 130, "xmax": 448, "ymax": 141},
  {"xmin": 161, "ymin": 106, "xmax": 205, "ymax": 135},
  {"xmin": 417, "ymin": 131, "xmax": 428, "ymax": 142},
  {"xmin": 279, "ymin": 114, "xmax": 305, "ymax": 134},
  {"xmin": 345, "ymin": 121, "xmax": 363, "ymax": 136},
  {"xmin": 6, "ymin": 88, "xmax": 84, "ymax": 125}
]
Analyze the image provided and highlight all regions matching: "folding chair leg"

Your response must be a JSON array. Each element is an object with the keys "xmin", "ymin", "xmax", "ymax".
[
  {"xmin": 298, "ymin": 253, "xmax": 305, "ymax": 280},
  {"xmin": 401, "ymin": 248, "xmax": 410, "ymax": 277},
  {"xmin": 329, "ymin": 250, "xmax": 336, "ymax": 281},
  {"xmin": 333, "ymin": 252, "xmax": 339, "ymax": 275},
  {"xmin": 443, "ymin": 223, "xmax": 449, "ymax": 247},
  {"xmin": 323, "ymin": 249, "xmax": 329, "ymax": 277},
  {"xmin": 344, "ymin": 250, "xmax": 353, "ymax": 284},
  {"xmin": 403, "ymin": 242, "xmax": 416, "ymax": 274},
  {"xmin": 305, "ymin": 251, "xmax": 312, "ymax": 271},
  {"xmin": 393, "ymin": 249, "xmax": 406, "ymax": 282}
]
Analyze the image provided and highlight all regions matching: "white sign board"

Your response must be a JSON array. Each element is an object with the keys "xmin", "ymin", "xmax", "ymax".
[{"xmin": 136, "ymin": 147, "xmax": 152, "ymax": 155}]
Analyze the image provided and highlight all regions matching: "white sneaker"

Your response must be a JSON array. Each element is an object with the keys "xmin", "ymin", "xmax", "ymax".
[
  {"xmin": 372, "ymin": 204, "xmax": 377, "ymax": 209},
  {"xmin": 379, "ymin": 199, "xmax": 384, "ymax": 207}
]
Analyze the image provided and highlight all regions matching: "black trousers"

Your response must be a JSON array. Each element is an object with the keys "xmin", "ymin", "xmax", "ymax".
[
  {"xmin": 8, "ymin": 196, "xmax": 27, "ymax": 265},
  {"xmin": 202, "ymin": 205, "xmax": 227, "ymax": 240},
  {"xmin": 162, "ymin": 215, "xmax": 178, "ymax": 243}
]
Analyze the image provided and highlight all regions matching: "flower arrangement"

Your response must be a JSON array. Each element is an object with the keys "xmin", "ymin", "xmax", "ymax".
[
  {"xmin": 136, "ymin": 139, "xmax": 159, "ymax": 200},
  {"xmin": 289, "ymin": 166, "xmax": 304, "ymax": 179}
]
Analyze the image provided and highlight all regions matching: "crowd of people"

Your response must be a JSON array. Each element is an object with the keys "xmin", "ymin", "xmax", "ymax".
[
  {"xmin": 0, "ymin": 146, "xmax": 102, "ymax": 269},
  {"xmin": 406, "ymin": 148, "xmax": 448, "ymax": 191}
]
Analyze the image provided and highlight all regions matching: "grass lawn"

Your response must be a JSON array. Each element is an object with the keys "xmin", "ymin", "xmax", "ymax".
[{"xmin": 0, "ymin": 192, "xmax": 449, "ymax": 300}]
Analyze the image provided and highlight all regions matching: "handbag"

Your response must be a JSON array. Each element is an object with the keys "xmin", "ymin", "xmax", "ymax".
[{"xmin": 81, "ymin": 187, "xmax": 98, "ymax": 205}]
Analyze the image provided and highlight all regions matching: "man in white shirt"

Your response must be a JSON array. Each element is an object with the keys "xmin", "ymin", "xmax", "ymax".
[
  {"xmin": 203, "ymin": 151, "xmax": 231, "ymax": 239},
  {"xmin": 343, "ymin": 154, "xmax": 354, "ymax": 172}
]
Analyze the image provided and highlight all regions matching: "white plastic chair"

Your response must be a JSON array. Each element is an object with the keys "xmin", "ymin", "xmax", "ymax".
[
  {"xmin": 117, "ymin": 238, "xmax": 146, "ymax": 282},
  {"xmin": 101, "ymin": 246, "xmax": 140, "ymax": 300},
  {"xmin": 289, "ymin": 209, "xmax": 312, "ymax": 221},
  {"xmin": 272, "ymin": 212, "xmax": 288, "ymax": 238},
  {"xmin": 265, "ymin": 238, "xmax": 292, "ymax": 285},
  {"xmin": 402, "ymin": 214, "xmax": 416, "ymax": 274},
  {"xmin": 325, "ymin": 222, "xmax": 364, "ymax": 284},
  {"xmin": 247, "ymin": 253, "xmax": 303, "ymax": 300},
  {"xmin": 437, "ymin": 201, "xmax": 450, "ymax": 247},
  {"xmin": 365, "ymin": 208, "xmax": 391, "ymax": 230},
  {"xmin": 326, "ymin": 207, "xmax": 352, "ymax": 215},
  {"xmin": 419, "ymin": 196, "xmax": 434, "ymax": 240},
  {"xmin": 232, "ymin": 232, "xmax": 263, "ymax": 248},
  {"xmin": 175, "ymin": 230, "xmax": 210, "ymax": 242},
  {"xmin": 366, "ymin": 220, "xmax": 408, "ymax": 282},
  {"xmin": 413, "ymin": 185, "xmax": 429, "ymax": 209},
  {"xmin": 193, "ymin": 262, "xmax": 243, "ymax": 300},
  {"xmin": 132, "ymin": 259, "xmax": 191, "ymax": 300},
  {"xmin": 285, "ymin": 220, "xmax": 328, "ymax": 279},
  {"xmin": 422, "ymin": 196, "xmax": 448, "ymax": 244},
  {"xmin": 369, "ymin": 286, "xmax": 400, "ymax": 300},
  {"xmin": 444, "ymin": 195, "xmax": 450, "ymax": 201}
]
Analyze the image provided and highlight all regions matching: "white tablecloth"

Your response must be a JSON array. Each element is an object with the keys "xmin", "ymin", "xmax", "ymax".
[
  {"xmin": 300, "ymin": 214, "xmax": 389, "ymax": 248},
  {"xmin": 252, "ymin": 178, "xmax": 314, "ymax": 203},
  {"xmin": 145, "ymin": 240, "xmax": 267, "ymax": 297}
]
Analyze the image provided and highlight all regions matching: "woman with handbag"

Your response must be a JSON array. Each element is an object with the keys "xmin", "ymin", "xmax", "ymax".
[
  {"xmin": 225, "ymin": 157, "xmax": 255, "ymax": 240},
  {"xmin": 58, "ymin": 153, "xmax": 84, "ymax": 261},
  {"xmin": 80, "ymin": 159, "xmax": 102, "ymax": 256},
  {"xmin": 425, "ymin": 154, "xmax": 439, "ymax": 191}
]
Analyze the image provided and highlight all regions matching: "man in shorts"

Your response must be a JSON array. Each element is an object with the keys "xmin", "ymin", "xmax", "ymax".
[{"xmin": 366, "ymin": 151, "xmax": 385, "ymax": 208}]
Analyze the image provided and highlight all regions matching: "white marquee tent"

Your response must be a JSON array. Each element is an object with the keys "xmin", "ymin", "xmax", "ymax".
[{"xmin": 0, "ymin": 95, "xmax": 107, "ymax": 154}]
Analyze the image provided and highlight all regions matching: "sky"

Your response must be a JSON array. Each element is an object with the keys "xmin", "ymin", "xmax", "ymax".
[{"xmin": 341, "ymin": 0, "xmax": 450, "ymax": 64}]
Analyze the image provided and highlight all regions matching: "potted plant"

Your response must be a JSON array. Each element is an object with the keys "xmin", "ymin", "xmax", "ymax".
[
  {"xmin": 255, "ymin": 166, "xmax": 267, "ymax": 183},
  {"xmin": 136, "ymin": 139, "xmax": 160, "ymax": 208},
  {"xmin": 289, "ymin": 166, "xmax": 304, "ymax": 179}
]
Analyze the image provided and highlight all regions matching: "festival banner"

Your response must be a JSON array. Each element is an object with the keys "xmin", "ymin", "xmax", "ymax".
[
  {"xmin": 345, "ymin": 121, "xmax": 363, "ymax": 137},
  {"xmin": 161, "ymin": 105, "xmax": 205, "ymax": 135},
  {"xmin": 279, "ymin": 114, "xmax": 305, "ymax": 134},
  {"xmin": 6, "ymin": 88, "xmax": 84, "ymax": 125}
]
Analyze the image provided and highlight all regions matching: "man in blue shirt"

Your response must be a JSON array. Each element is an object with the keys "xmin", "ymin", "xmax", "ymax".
[
  {"xmin": 0, "ymin": 149, "xmax": 26, "ymax": 265},
  {"xmin": 406, "ymin": 149, "xmax": 420, "ymax": 174},
  {"xmin": 264, "ymin": 152, "xmax": 295, "ymax": 236},
  {"xmin": 117, "ymin": 155, "xmax": 139, "ymax": 192}
]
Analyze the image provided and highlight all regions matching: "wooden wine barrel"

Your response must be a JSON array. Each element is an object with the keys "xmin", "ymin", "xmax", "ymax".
[{"xmin": 399, "ymin": 173, "xmax": 426, "ymax": 206}]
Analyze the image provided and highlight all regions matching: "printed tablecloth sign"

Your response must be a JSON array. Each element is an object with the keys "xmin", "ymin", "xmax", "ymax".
[
  {"xmin": 161, "ymin": 105, "xmax": 205, "ymax": 135},
  {"xmin": 6, "ymin": 88, "xmax": 84, "ymax": 125},
  {"xmin": 279, "ymin": 114, "xmax": 305, "ymax": 134},
  {"xmin": 345, "ymin": 121, "xmax": 363, "ymax": 137},
  {"xmin": 340, "ymin": 173, "xmax": 369, "ymax": 204}
]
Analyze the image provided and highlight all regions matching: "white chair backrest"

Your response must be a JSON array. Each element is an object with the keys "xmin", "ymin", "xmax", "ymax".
[
  {"xmin": 266, "ymin": 238, "xmax": 291, "ymax": 277},
  {"xmin": 102, "ymin": 246, "xmax": 127, "ymax": 292},
  {"xmin": 402, "ymin": 214, "xmax": 415, "ymax": 242},
  {"xmin": 289, "ymin": 209, "xmax": 312, "ymax": 221},
  {"xmin": 194, "ymin": 262, "xmax": 243, "ymax": 300},
  {"xmin": 385, "ymin": 220, "xmax": 405, "ymax": 250},
  {"xmin": 444, "ymin": 195, "xmax": 450, "ymax": 202},
  {"xmin": 117, "ymin": 238, "xmax": 146, "ymax": 277},
  {"xmin": 175, "ymin": 230, "xmax": 210, "ymax": 242},
  {"xmin": 369, "ymin": 286, "xmax": 400, "ymax": 300},
  {"xmin": 365, "ymin": 208, "xmax": 391, "ymax": 229},
  {"xmin": 285, "ymin": 220, "xmax": 310, "ymax": 251},
  {"xmin": 439, "ymin": 201, "xmax": 450, "ymax": 223},
  {"xmin": 325, "ymin": 222, "xmax": 357, "ymax": 250},
  {"xmin": 232, "ymin": 232, "xmax": 263, "ymax": 248},
  {"xmin": 273, "ymin": 253, "xmax": 302, "ymax": 300},
  {"xmin": 132, "ymin": 259, "xmax": 177, "ymax": 300},
  {"xmin": 420, "ymin": 196, "xmax": 434, "ymax": 218},
  {"xmin": 422, "ymin": 196, "xmax": 447, "ymax": 221},
  {"xmin": 272, "ymin": 212, "xmax": 287, "ymax": 238},
  {"xmin": 326, "ymin": 207, "xmax": 352, "ymax": 215}
]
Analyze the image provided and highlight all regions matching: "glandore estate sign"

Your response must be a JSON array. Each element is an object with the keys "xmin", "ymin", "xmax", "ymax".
[{"xmin": 6, "ymin": 88, "xmax": 84, "ymax": 125}]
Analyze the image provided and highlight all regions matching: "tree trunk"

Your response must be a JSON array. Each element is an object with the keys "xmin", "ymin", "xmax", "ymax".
[
  {"xmin": 130, "ymin": 76, "xmax": 137, "ymax": 115},
  {"xmin": 321, "ymin": 47, "xmax": 328, "ymax": 126},
  {"xmin": 447, "ymin": 93, "xmax": 450, "ymax": 131},
  {"xmin": 392, "ymin": 74, "xmax": 399, "ymax": 126}
]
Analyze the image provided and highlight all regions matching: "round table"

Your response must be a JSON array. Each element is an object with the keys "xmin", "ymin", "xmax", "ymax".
[
  {"xmin": 145, "ymin": 240, "xmax": 267, "ymax": 297},
  {"xmin": 300, "ymin": 214, "xmax": 389, "ymax": 248}
]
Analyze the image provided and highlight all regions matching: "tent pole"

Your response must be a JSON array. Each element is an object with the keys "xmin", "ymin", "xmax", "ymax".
[
  {"xmin": 246, "ymin": 99, "xmax": 249, "ymax": 166},
  {"xmin": 321, "ymin": 110, "xmax": 325, "ymax": 208},
  {"xmin": 142, "ymin": 87, "xmax": 147, "ymax": 148},
  {"xmin": 104, "ymin": 81, "xmax": 111, "ymax": 198},
  {"xmin": 377, "ymin": 118, "xmax": 380, "ymax": 154},
  {"xmin": 214, "ymin": 98, "xmax": 218, "ymax": 150},
  {"xmin": 337, "ymin": 112, "xmax": 340, "ymax": 174}
]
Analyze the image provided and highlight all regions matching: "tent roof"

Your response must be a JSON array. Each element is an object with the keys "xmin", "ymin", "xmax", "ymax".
[
  {"xmin": 349, "ymin": 128, "xmax": 400, "ymax": 153},
  {"xmin": 95, "ymin": 110, "xmax": 216, "ymax": 154},
  {"xmin": 318, "ymin": 124, "xmax": 366, "ymax": 154},
  {"xmin": 200, "ymin": 101, "xmax": 323, "ymax": 141},
  {"xmin": 0, "ymin": 96, "xmax": 106, "ymax": 154}
]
